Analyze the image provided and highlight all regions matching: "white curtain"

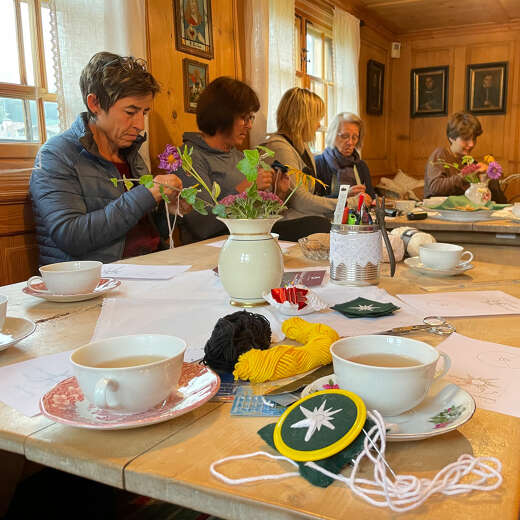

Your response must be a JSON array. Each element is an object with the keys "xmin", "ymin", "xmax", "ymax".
[
  {"xmin": 244, "ymin": 0, "xmax": 295, "ymax": 145},
  {"xmin": 333, "ymin": 7, "xmax": 360, "ymax": 116},
  {"xmin": 49, "ymin": 0, "xmax": 150, "ymax": 164}
]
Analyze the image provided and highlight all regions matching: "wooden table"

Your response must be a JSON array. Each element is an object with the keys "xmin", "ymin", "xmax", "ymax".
[
  {"xmin": 1, "ymin": 238, "xmax": 520, "ymax": 519},
  {"xmin": 386, "ymin": 215, "xmax": 520, "ymax": 246}
]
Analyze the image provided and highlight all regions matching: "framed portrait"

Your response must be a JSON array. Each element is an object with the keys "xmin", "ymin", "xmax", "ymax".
[
  {"xmin": 366, "ymin": 60, "xmax": 384, "ymax": 115},
  {"xmin": 410, "ymin": 66, "xmax": 448, "ymax": 118},
  {"xmin": 173, "ymin": 0, "xmax": 214, "ymax": 59},
  {"xmin": 466, "ymin": 62, "xmax": 508, "ymax": 115},
  {"xmin": 183, "ymin": 58, "xmax": 208, "ymax": 113}
]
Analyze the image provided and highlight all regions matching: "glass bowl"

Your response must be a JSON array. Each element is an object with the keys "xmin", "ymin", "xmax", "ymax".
[{"xmin": 298, "ymin": 236, "xmax": 330, "ymax": 261}]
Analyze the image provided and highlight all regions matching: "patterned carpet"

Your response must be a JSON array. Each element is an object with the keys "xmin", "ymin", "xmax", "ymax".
[{"xmin": 4, "ymin": 468, "xmax": 223, "ymax": 520}]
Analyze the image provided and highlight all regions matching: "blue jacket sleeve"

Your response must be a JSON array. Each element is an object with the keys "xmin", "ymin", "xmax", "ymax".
[{"xmin": 30, "ymin": 146, "xmax": 157, "ymax": 257}]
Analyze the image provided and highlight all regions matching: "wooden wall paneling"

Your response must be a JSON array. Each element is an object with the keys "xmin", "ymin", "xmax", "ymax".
[
  {"xmin": 0, "ymin": 235, "xmax": 39, "ymax": 287},
  {"xmin": 359, "ymin": 25, "xmax": 392, "ymax": 179},
  {"xmin": 146, "ymin": 0, "xmax": 240, "ymax": 172}
]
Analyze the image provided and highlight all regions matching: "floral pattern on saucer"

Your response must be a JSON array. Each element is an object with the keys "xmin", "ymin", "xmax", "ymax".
[
  {"xmin": 40, "ymin": 363, "xmax": 220, "ymax": 429},
  {"xmin": 23, "ymin": 278, "xmax": 121, "ymax": 302},
  {"xmin": 301, "ymin": 375, "xmax": 476, "ymax": 442}
]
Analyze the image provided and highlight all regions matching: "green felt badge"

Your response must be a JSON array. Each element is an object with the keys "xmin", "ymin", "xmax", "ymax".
[{"xmin": 331, "ymin": 297, "xmax": 399, "ymax": 319}]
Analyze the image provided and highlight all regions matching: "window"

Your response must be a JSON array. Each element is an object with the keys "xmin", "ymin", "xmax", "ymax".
[
  {"xmin": 0, "ymin": 0, "xmax": 58, "ymax": 154},
  {"xmin": 295, "ymin": 8, "xmax": 334, "ymax": 153}
]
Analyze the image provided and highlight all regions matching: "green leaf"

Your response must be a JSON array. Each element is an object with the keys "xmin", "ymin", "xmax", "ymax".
[
  {"xmin": 236, "ymin": 157, "xmax": 258, "ymax": 182},
  {"xmin": 180, "ymin": 186, "xmax": 198, "ymax": 204},
  {"xmin": 444, "ymin": 164, "xmax": 450, "ymax": 169},
  {"xmin": 259, "ymin": 160, "xmax": 271, "ymax": 171},
  {"xmin": 122, "ymin": 175, "xmax": 134, "ymax": 191},
  {"xmin": 461, "ymin": 155, "xmax": 474, "ymax": 165},
  {"xmin": 243, "ymin": 148, "xmax": 260, "ymax": 165},
  {"xmin": 212, "ymin": 204, "xmax": 227, "ymax": 217},
  {"xmin": 159, "ymin": 185, "xmax": 170, "ymax": 204},
  {"xmin": 192, "ymin": 198, "xmax": 208, "ymax": 215},
  {"xmin": 257, "ymin": 145, "xmax": 275, "ymax": 157},
  {"xmin": 212, "ymin": 181, "xmax": 221, "ymax": 200},
  {"xmin": 138, "ymin": 174, "xmax": 154, "ymax": 189},
  {"xmin": 110, "ymin": 178, "xmax": 118, "ymax": 187}
]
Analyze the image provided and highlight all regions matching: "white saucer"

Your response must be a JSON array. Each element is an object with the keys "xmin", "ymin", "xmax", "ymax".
[
  {"xmin": 0, "ymin": 317, "xmax": 36, "ymax": 352},
  {"xmin": 23, "ymin": 278, "xmax": 121, "ymax": 302},
  {"xmin": 40, "ymin": 363, "xmax": 220, "ymax": 430},
  {"xmin": 405, "ymin": 257, "xmax": 473, "ymax": 277},
  {"xmin": 430, "ymin": 208, "xmax": 494, "ymax": 222},
  {"xmin": 301, "ymin": 375, "xmax": 475, "ymax": 442}
]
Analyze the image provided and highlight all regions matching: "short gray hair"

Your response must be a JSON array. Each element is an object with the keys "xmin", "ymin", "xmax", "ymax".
[{"xmin": 325, "ymin": 112, "xmax": 365, "ymax": 150}]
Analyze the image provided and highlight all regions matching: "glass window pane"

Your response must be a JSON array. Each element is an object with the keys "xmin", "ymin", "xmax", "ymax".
[
  {"xmin": 20, "ymin": 1, "xmax": 35, "ymax": 85},
  {"xmin": 28, "ymin": 99, "xmax": 39, "ymax": 141},
  {"xmin": 306, "ymin": 25, "xmax": 323, "ymax": 79},
  {"xmin": 41, "ymin": 4, "xmax": 56, "ymax": 92},
  {"xmin": 325, "ymin": 38, "xmax": 333, "ymax": 81},
  {"xmin": 0, "ymin": 0, "xmax": 21, "ymax": 83},
  {"xmin": 44, "ymin": 101, "xmax": 59, "ymax": 138},
  {"xmin": 0, "ymin": 97, "xmax": 26, "ymax": 140},
  {"xmin": 327, "ymin": 84, "xmax": 335, "ymax": 128},
  {"xmin": 309, "ymin": 78, "xmax": 325, "ymax": 102}
]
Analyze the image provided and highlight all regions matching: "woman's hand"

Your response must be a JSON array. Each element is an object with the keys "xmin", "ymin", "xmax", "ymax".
[
  {"xmin": 349, "ymin": 184, "xmax": 366, "ymax": 196},
  {"xmin": 150, "ymin": 174, "xmax": 192, "ymax": 214},
  {"xmin": 256, "ymin": 167, "xmax": 274, "ymax": 191},
  {"xmin": 274, "ymin": 169, "xmax": 291, "ymax": 199},
  {"xmin": 358, "ymin": 193, "xmax": 372, "ymax": 207}
]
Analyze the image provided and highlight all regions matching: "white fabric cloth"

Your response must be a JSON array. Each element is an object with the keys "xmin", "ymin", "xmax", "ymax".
[
  {"xmin": 49, "ymin": 0, "xmax": 151, "ymax": 166},
  {"xmin": 244, "ymin": 0, "xmax": 295, "ymax": 143},
  {"xmin": 332, "ymin": 8, "xmax": 360, "ymax": 115}
]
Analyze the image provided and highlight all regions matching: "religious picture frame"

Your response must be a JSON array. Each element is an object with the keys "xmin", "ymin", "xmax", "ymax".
[
  {"xmin": 183, "ymin": 58, "xmax": 208, "ymax": 113},
  {"xmin": 173, "ymin": 0, "xmax": 214, "ymax": 60},
  {"xmin": 466, "ymin": 62, "xmax": 508, "ymax": 115},
  {"xmin": 366, "ymin": 60, "xmax": 384, "ymax": 115},
  {"xmin": 410, "ymin": 66, "xmax": 448, "ymax": 118}
]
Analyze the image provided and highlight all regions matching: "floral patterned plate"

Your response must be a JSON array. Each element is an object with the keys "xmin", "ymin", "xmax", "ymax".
[
  {"xmin": 23, "ymin": 278, "xmax": 121, "ymax": 303},
  {"xmin": 301, "ymin": 375, "xmax": 476, "ymax": 442},
  {"xmin": 40, "ymin": 363, "xmax": 220, "ymax": 430}
]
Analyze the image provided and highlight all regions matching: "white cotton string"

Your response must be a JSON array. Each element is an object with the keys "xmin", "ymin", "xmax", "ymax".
[
  {"xmin": 210, "ymin": 410, "xmax": 503, "ymax": 513},
  {"xmin": 165, "ymin": 190, "xmax": 182, "ymax": 249},
  {"xmin": 210, "ymin": 451, "xmax": 299, "ymax": 484}
]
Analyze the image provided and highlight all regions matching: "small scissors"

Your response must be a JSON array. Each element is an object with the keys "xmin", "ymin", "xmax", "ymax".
[{"xmin": 386, "ymin": 316, "xmax": 456, "ymax": 336}]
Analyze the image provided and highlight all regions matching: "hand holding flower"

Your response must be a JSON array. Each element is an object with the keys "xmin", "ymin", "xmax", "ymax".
[{"xmin": 256, "ymin": 167, "xmax": 274, "ymax": 191}]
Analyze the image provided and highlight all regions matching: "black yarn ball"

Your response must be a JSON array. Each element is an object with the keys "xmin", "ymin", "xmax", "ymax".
[{"xmin": 202, "ymin": 311, "xmax": 272, "ymax": 373}]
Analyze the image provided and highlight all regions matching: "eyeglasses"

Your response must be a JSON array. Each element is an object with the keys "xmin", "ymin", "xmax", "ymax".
[
  {"xmin": 336, "ymin": 133, "xmax": 359, "ymax": 143},
  {"xmin": 240, "ymin": 113, "xmax": 256, "ymax": 125}
]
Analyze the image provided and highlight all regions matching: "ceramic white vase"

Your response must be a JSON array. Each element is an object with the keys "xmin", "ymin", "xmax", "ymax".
[
  {"xmin": 465, "ymin": 182, "xmax": 491, "ymax": 205},
  {"xmin": 217, "ymin": 217, "xmax": 284, "ymax": 307}
]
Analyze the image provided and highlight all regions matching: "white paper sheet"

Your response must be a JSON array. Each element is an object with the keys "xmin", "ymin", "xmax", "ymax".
[
  {"xmin": 396, "ymin": 290, "xmax": 520, "ymax": 317},
  {"xmin": 0, "ymin": 350, "xmax": 73, "ymax": 417},
  {"xmin": 206, "ymin": 239, "xmax": 295, "ymax": 252},
  {"xmin": 437, "ymin": 333, "xmax": 520, "ymax": 418},
  {"xmin": 101, "ymin": 264, "xmax": 191, "ymax": 280}
]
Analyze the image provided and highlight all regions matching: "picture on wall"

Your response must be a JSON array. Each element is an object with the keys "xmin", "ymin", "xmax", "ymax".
[
  {"xmin": 410, "ymin": 66, "xmax": 448, "ymax": 118},
  {"xmin": 173, "ymin": 0, "xmax": 214, "ymax": 59},
  {"xmin": 366, "ymin": 60, "xmax": 384, "ymax": 115},
  {"xmin": 183, "ymin": 58, "xmax": 208, "ymax": 113},
  {"xmin": 466, "ymin": 62, "xmax": 508, "ymax": 115}
]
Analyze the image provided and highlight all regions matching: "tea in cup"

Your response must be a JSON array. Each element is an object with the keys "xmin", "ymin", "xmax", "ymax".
[
  {"xmin": 0, "ymin": 295, "xmax": 7, "ymax": 329},
  {"xmin": 27, "ymin": 260, "xmax": 102, "ymax": 295},
  {"xmin": 419, "ymin": 243, "xmax": 473, "ymax": 270},
  {"xmin": 71, "ymin": 334, "xmax": 186, "ymax": 413},
  {"xmin": 330, "ymin": 335, "xmax": 451, "ymax": 416}
]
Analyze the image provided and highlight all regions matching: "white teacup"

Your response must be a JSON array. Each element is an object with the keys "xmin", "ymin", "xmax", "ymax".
[
  {"xmin": 71, "ymin": 334, "xmax": 186, "ymax": 414},
  {"xmin": 419, "ymin": 243, "xmax": 473, "ymax": 270},
  {"xmin": 0, "ymin": 295, "xmax": 7, "ymax": 330},
  {"xmin": 331, "ymin": 335, "xmax": 451, "ymax": 416},
  {"xmin": 27, "ymin": 261, "xmax": 102, "ymax": 295},
  {"xmin": 395, "ymin": 200, "xmax": 416, "ymax": 213}
]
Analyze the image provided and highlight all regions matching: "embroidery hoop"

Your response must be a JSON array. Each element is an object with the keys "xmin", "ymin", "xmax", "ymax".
[{"xmin": 273, "ymin": 389, "xmax": 367, "ymax": 461}]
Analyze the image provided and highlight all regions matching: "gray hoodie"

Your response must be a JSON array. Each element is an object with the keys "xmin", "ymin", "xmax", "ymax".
[{"xmin": 176, "ymin": 132, "xmax": 246, "ymax": 242}]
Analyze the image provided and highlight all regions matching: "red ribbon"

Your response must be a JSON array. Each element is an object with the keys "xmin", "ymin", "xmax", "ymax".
[{"xmin": 271, "ymin": 287, "xmax": 309, "ymax": 310}]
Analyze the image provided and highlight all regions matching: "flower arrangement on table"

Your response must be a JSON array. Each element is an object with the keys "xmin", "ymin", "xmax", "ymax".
[{"xmin": 433, "ymin": 154, "xmax": 502, "ymax": 184}]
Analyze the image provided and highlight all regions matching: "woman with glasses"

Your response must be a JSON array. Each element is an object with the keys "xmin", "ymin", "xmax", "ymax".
[
  {"xmin": 315, "ymin": 112, "xmax": 375, "ymax": 205},
  {"xmin": 176, "ymin": 76, "xmax": 276, "ymax": 243}
]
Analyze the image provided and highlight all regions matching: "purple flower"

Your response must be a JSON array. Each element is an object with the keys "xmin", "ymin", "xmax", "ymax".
[
  {"xmin": 220, "ymin": 192, "xmax": 248, "ymax": 206},
  {"xmin": 486, "ymin": 161, "xmax": 502, "ymax": 180},
  {"xmin": 158, "ymin": 144, "xmax": 182, "ymax": 172},
  {"xmin": 258, "ymin": 191, "xmax": 284, "ymax": 204}
]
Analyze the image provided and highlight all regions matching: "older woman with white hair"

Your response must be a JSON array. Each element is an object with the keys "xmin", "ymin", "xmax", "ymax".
[{"xmin": 315, "ymin": 112, "xmax": 375, "ymax": 205}]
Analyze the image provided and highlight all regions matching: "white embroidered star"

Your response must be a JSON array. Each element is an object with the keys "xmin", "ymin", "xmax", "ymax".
[
  {"xmin": 290, "ymin": 400, "xmax": 342, "ymax": 442},
  {"xmin": 351, "ymin": 304, "xmax": 379, "ymax": 312}
]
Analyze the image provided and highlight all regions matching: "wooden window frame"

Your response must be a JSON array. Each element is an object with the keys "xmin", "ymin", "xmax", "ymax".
[
  {"xmin": 0, "ymin": 0, "xmax": 57, "ymax": 159},
  {"xmin": 295, "ymin": 7, "xmax": 334, "ymax": 151}
]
